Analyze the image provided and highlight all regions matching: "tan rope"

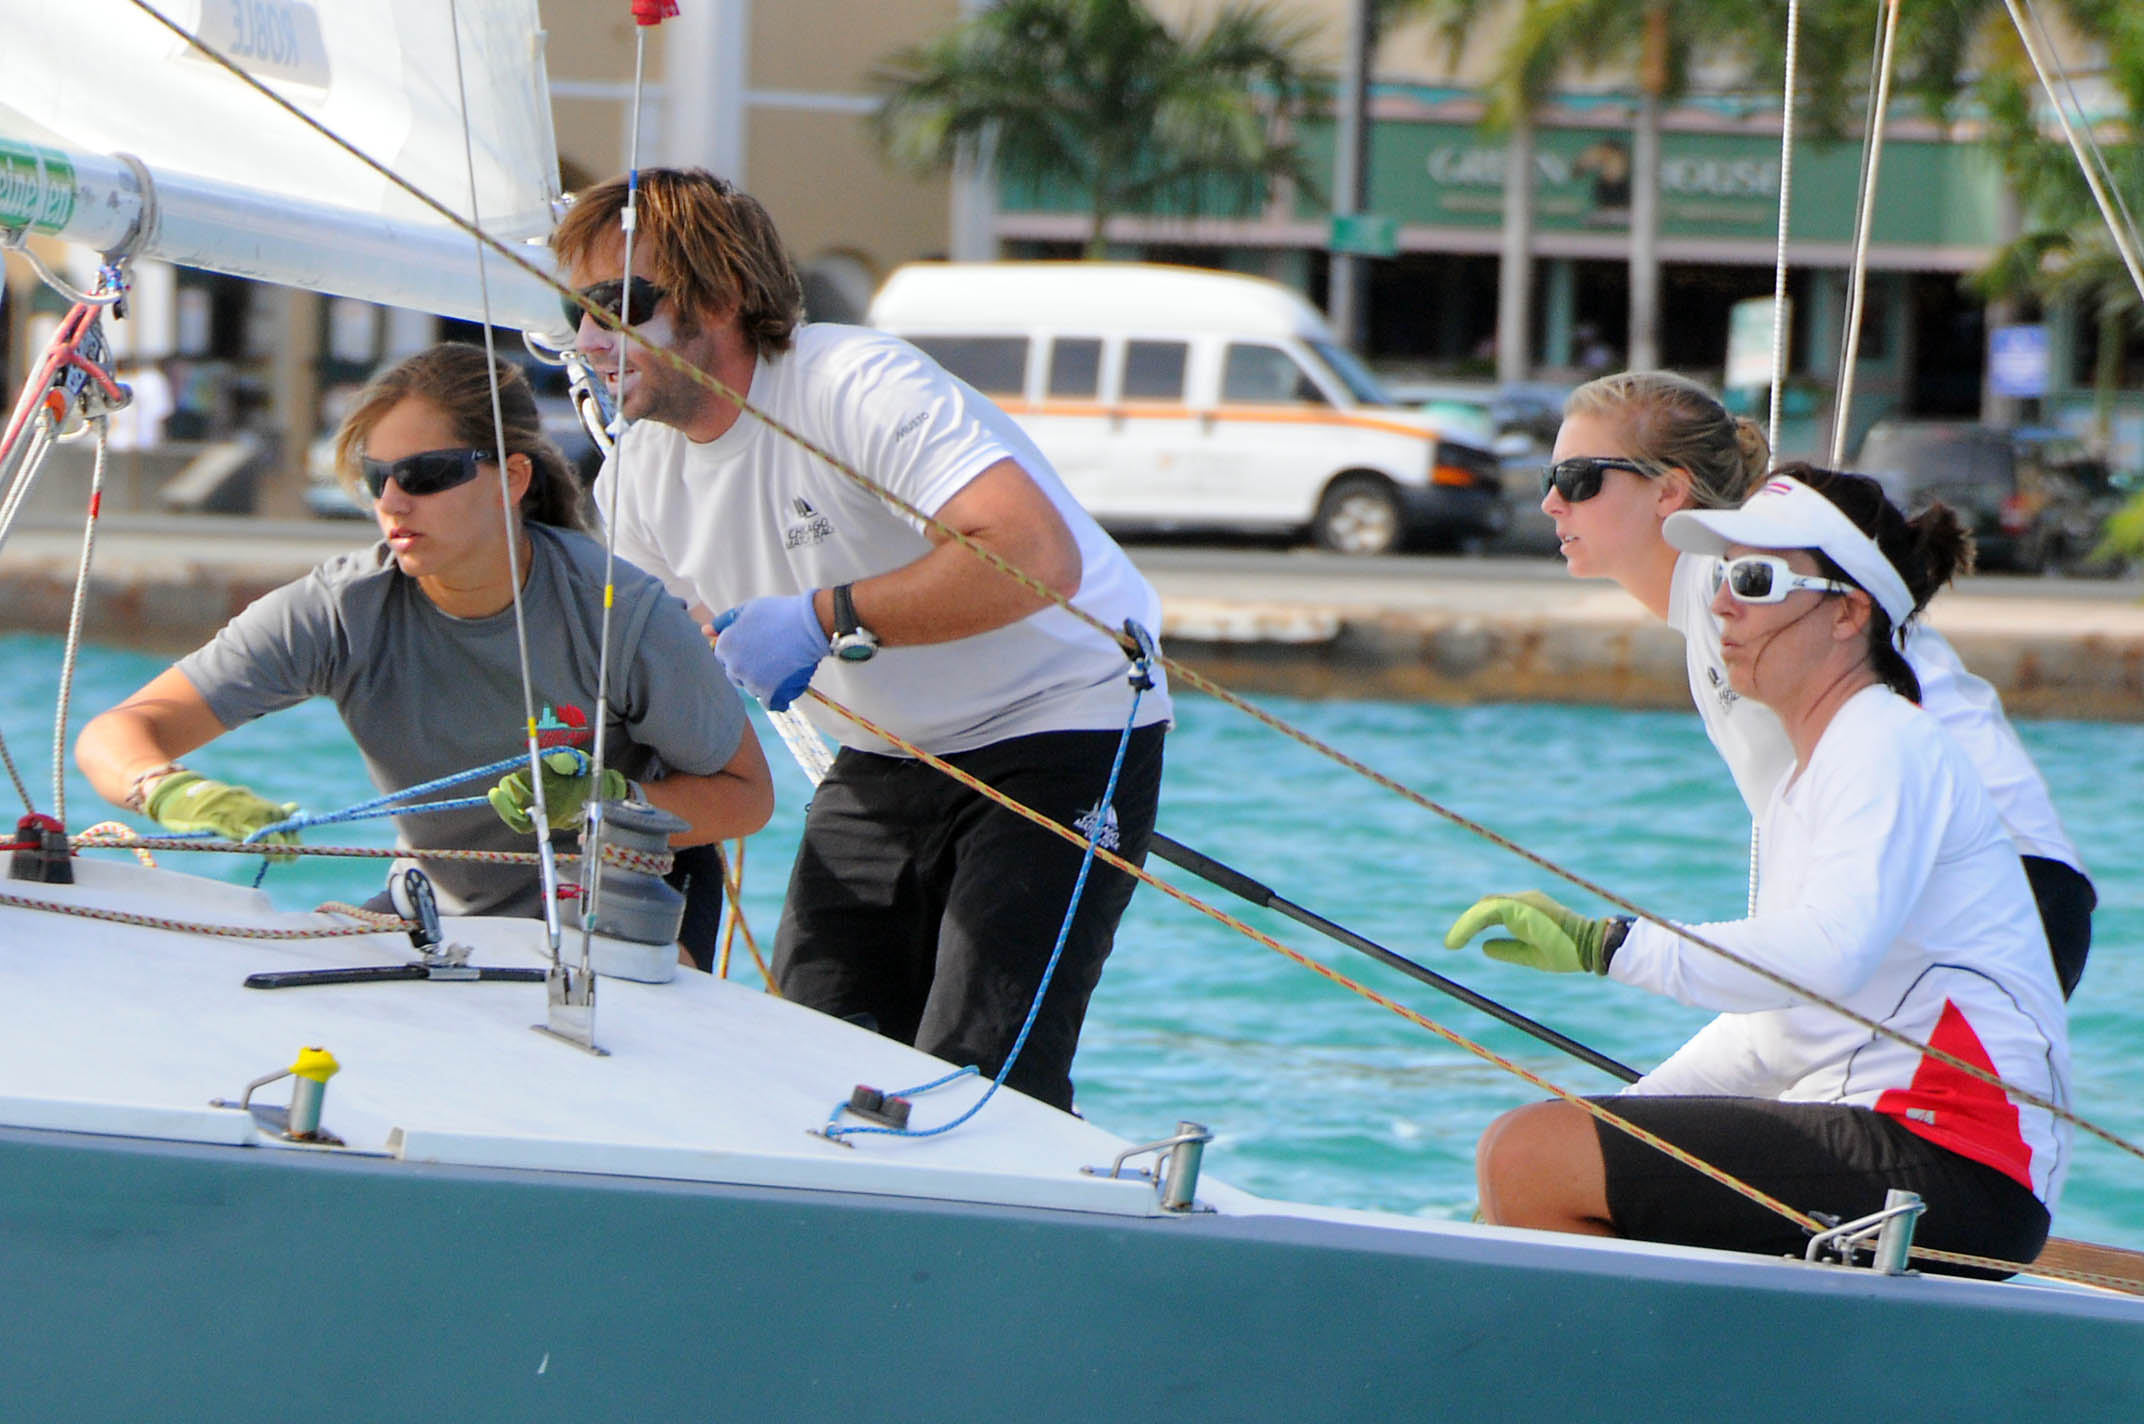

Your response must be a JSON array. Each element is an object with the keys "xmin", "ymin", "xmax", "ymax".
[
  {"xmin": 809, "ymin": 692, "xmax": 2144, "ymax": 1290},
  {"xmin": 77, "ymin": 821, "xmax": 156, "ymax": 866},
  {"xmin": 715, "ymin": 836, "xmax": 777, "ymax": 993},
  {"xmin": 69, "ymin": 831, "xmax": 674, "ymax": 877},
  {"xmin": 315, "ymin": 901, "xmax": 416, "ymax": 933},
  {"xmin": 129, "ymin": 0, "xmax": 2139, "ymax": 1275},
  {"xmin": 803, "ymin": 691, "xmax": 1824, "ymax": 1233},
  {"xmin": 0, "ymin": 887, "xmax": 412, "ymax": 940}
]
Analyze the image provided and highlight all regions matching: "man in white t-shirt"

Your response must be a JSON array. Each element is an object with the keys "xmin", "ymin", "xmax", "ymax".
[{"xmin": 549, "ymin": 169, "xmax": 1172, "ymax": 1111}]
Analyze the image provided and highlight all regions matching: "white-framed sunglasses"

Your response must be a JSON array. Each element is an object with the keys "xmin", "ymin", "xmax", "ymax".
[{"xmin": 1709, "ymin": 553, "xmax": 1854, "ymax": 604}]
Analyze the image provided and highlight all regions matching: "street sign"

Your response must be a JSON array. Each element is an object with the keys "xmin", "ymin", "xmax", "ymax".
[
  {"xmin": 1989, "ymin": 323, "xmax": 2050, "ymax": 399},
  {"xmin": 1329, "ymin": 213, "xmax": 1399, "ymax": 257}
]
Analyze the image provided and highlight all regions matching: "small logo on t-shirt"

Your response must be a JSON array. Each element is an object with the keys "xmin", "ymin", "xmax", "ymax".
[
  {"xmin": 1074, "ymin": 798, "xmax": 1121, "ymax": 851},
  {"xmin": 784, "ymin": 496, "xmax": 834, "ymax": 549},
  {"xmin": 1705, "ymin": 664, "xmax": 1740, "ymax": 710},
  {"xmin": 535, "ymin": 703, "xmax": 594, "ymax": 748},
  {"xmin": 893, "ymin": 411, "xmax": 929, "ymax": 441}
]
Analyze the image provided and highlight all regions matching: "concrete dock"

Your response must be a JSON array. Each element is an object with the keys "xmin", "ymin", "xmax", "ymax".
[{"xmin": 3, "ymin": 515, "xmax": 2140, "ymax": 721}]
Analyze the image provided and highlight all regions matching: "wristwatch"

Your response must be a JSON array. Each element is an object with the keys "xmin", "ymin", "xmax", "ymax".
[{"xmin": 829, "ymin": 583, "xmax": 878, "ymax": 663}]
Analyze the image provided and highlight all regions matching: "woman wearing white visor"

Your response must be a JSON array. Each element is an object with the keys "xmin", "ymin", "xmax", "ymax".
[
  {"xmin": 1540, "ymin": 372, "xmax": 2092, "ymax": 997},
  {"xmin": 1446, "ymin": 467, "xmax": 2070, "ymax": 1273}
]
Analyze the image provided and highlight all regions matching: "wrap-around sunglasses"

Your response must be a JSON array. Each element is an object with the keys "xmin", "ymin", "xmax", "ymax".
[
  {"xmin": 561, "ymin": 275, "xmax": 668, "ymax": 331},
  {"xmin": 1539, "ymin": 455, "xmax": 1656, "ymax": 503},
  {"xmin": 359, "ymin": 447, "xmax": 498, "ymax": 500},
  {"xmin": 1710, "ymin": 553, "xmax": 1854, "ymax": 604}
]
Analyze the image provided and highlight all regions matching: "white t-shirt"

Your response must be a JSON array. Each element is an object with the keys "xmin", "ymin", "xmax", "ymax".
[
  {"xmin": 1668, "ymin": 551, "xmax": 2082, "ymax": 871},
  {"xmin": 594, "ymin": 325, "xmax": 1171, "ymax": 757},
  {"xmin": 1614, "ymin": 686, "xmax": 2072, "ymax": 1203}
]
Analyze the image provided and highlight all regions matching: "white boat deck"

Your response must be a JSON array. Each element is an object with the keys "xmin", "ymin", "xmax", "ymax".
[
  {"xmin": 7, "ymin": 855, "xmax": 2143, "ymax": 1317},
  {"xmin": 0, "ymin": 856, "xmax": 1236, "ymax": 1218}
]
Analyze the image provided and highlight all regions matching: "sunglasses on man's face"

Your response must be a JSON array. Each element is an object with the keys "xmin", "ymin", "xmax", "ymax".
[
  {"xmin": 359, "ymin": 447, "xmax": 496, "ymax": 500},
  {"xmin": 1540, "ymin": 455, "xmax": 1655, "ymax": 504},
  {"xmin": 1710, "ymin": 553, "xmax": 1853, "ymax": 605},
  {"xmin": 562, "ymin": 275, "xmax": 668, "ymax": 331}
]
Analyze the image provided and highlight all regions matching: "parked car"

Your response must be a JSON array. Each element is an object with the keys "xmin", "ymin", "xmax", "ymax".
[
  {"xmin": 868, "ymin": 262, "xmax": 1505, "ymax": 555},
  {"xmin": 1851, "ymin": 420, "xmax": 2125, "ymax": 575},
  {"xmin": 1377, "ymin": 379, "xmax": 1571, "ymax": 555}
]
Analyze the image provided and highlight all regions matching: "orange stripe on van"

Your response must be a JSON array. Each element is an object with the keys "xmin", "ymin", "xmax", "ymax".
[{"xmin": 993, "ymin": 398, "xmax": 1436, "ymax": 440}]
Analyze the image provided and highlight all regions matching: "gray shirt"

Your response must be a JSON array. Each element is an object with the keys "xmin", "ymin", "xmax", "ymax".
[{"xmin": 177, "ymin": 524, "xmax": 746, "ymax": 916}]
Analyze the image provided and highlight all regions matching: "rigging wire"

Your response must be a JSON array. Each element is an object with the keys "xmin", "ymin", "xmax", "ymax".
[
  {"xmin": 1829, "ymin": 0, "xmax": 1903, "ymax": 466},
  {"xmin": 2004, "ymin": 0, "xmax": 2144, "ymax": 309},
  {"xmin": 100, "ymin": 0, "xmax": 2144, "ymax": 1201},
  {"xmin": 1765, "ymin": 0, "xmax": 1800, "ymax": 458},
  {"xmin": 446, "ymin": 0, "xmax": 571, "ymax": 961},
  {"xmin": 576, "ymin": 16, "xmax": 660, "ymax": 962}
]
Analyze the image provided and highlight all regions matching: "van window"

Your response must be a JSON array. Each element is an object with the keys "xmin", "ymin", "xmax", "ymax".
[
  {"xmin": 1122, "ymin": 340, "xmax": 1189, "ymax": 401},
  {"xmin": 1047, "ymin": 337, "xmax": 1102, "ymax": 399},
  {"xmin": 1222, "ymin": 344, "xmax": 1325, "ymax": 405},
  {"xmin": 908, "ymin": 335, "xmax": 1029, "ymax": 397}
]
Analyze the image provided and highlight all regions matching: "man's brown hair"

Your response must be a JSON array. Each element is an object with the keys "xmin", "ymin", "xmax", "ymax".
[{"xmin": 551, "ymin": 168, "xmax": 803, "ymax": 357}]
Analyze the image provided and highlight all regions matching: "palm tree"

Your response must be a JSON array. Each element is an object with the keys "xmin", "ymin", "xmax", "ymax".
[
  {"xmin": 873, "ymin": 0, "xmax": 1329, "ymax": 259},
  {"xmin": 1380, "ymin": 0, "xmax": 1555, "ymax": 383},
  {"xmin": 1396, "ymin": 0, "xmax": 1777, "ymax": 375}
]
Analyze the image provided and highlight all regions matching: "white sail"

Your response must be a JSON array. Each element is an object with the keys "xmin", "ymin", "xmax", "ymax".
[{"xmin": 0, "ymin": 0, "xmax": 565, "ymax": 330}]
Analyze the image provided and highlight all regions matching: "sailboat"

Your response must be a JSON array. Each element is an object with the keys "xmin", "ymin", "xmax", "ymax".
[{"xmin": 2, "ymin": 4, "xmax": 2142, "ymax": 1420}]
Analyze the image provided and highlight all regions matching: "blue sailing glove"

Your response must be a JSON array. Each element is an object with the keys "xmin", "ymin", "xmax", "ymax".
[
  {"xmin": 709, "ymin": 591, "xmax": 829, "ymax": 712},
  {"xmin": 1444, "ymin": 890, "xmax": 1622, "ymax": 975}
]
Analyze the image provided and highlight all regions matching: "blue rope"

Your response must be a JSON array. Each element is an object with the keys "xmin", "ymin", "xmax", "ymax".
[
  {"xmin": 147, "ymin": 751, "xmax": 540, "ymax": 886},
  {"xmin": 824, "ymin": 623, "xmax": 1158, "ymax": 1142}
]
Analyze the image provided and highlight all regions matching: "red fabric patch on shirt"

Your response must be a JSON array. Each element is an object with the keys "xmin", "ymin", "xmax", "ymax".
[
  {"xmin": 1876, "ymin": 999, "xmax": 2034, "ymax": 1190},
  {"xmin": 534, "ymin": 703, "xmax": 592, "ymax": 749}
]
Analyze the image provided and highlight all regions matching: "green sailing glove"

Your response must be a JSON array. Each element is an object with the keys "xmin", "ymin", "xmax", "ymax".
[
  {"xmin": 143, "ymin": 771, "xmax": 301, "ymax": 855},
  {"xmin": 488, "ymin": 748, "xmax": 629, "ymax": 834},
  {"xmin": 1444, "ymin": 890, "xmax": 1623, "ymax": 975}
]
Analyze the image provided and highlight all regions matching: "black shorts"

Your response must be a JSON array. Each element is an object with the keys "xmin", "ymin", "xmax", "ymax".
[
  {"xmin": 1592, "ymin": 1096, "xmax": 2050, "ymax": 1278},
  {"xmin": 667, "ymin": 841, "xmax": 728, "ymax": 974},
  {"xmin": 2023, "ymin": 855, "xmax": 2095, "ymax": 999}
]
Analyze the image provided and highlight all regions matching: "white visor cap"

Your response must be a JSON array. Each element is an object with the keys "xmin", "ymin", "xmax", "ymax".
[{"xmin": 1663, "ymin": 475, "xmax": 1916, "ymax": 626}]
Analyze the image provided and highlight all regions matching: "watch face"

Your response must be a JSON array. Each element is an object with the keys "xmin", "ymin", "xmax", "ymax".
[{"xmin": 834, "ymin": 637, "xmax": 876, "ymax": 663}]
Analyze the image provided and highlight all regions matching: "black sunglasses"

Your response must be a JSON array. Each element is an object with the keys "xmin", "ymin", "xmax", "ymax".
[
  {"xmin": 562, "ymin": 276, "xmax": 668, "ymax": 330},
  {"xmin": 359, "ymin": 447, "xmax": 497, "ymax": 500},
  {"xmin": 1540, "ymin": 455, "xmax": 1656, "ymax": 504}
]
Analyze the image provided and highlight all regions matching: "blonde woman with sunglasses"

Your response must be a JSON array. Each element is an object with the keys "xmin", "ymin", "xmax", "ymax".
[
  {"xmin": 1542, "ymin": 372, "xmax": 2092, "ymax": 997},
  {"xmin": 76, "ymin": 343, "xmax": 772, "ymax": 959},
  {"xmin": 1448, "ymin": 468, "xmax": 2070, "ymax": 1272}
]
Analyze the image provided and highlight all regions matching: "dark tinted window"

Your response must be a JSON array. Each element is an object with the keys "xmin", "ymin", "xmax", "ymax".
[
  {"xmin": 1122, "ymin": 340, "xmax": 1189, "ymax": 400},
  {"xmin": 908, "ymin": 336, "xmax": 1028, "ymax": 396},
  {"xmin": 1222, "ymin": 344, "xmax": 1323, "ymax": 404},
  {"xmin": 1047, "ymin": 337, "xmax": 1102, "ymax": 398}
]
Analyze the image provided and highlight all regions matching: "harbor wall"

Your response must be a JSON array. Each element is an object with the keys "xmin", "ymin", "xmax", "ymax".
[{"xmin": 2, "ymin": 526, "xmax": 2140, "ymax": 721}]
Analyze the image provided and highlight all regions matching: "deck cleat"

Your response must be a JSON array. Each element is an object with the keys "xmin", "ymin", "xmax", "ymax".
[
  {"xmin": 9, "ymin": 813, "xmax": 72, "ymax": 885},
  {"xmin": 212, "ymin": 1046, "xmax": 346, "ymax": 1146},
  {"xmin": 1083, "ymin": 1121, "xmax": 1215, "ymax": 1212}
]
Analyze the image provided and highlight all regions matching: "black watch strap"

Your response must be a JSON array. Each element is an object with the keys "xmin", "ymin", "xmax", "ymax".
[{"xmin": 832, "ymin": 583, "xmax": 862, "ymax": 639}]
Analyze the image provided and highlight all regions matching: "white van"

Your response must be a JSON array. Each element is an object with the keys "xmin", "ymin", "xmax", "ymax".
[{"xmin": 866, "ymin": 262, "xmax": 1506, "ymax": 555}]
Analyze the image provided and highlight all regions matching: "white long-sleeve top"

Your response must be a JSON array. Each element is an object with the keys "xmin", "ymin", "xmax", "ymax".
[
  {"xmin": 1612, "ymin": 686, "xmax": 2072, "ymax": 1204},
  {"xmin": 1668, "ymin": 551, "xmax": 2083, "ymax": 874}
]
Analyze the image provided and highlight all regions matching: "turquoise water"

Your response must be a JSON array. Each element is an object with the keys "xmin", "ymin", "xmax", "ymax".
[{"xmin": 12, "ymin": 633, "xmax": 2142, "ymax": 1252}]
